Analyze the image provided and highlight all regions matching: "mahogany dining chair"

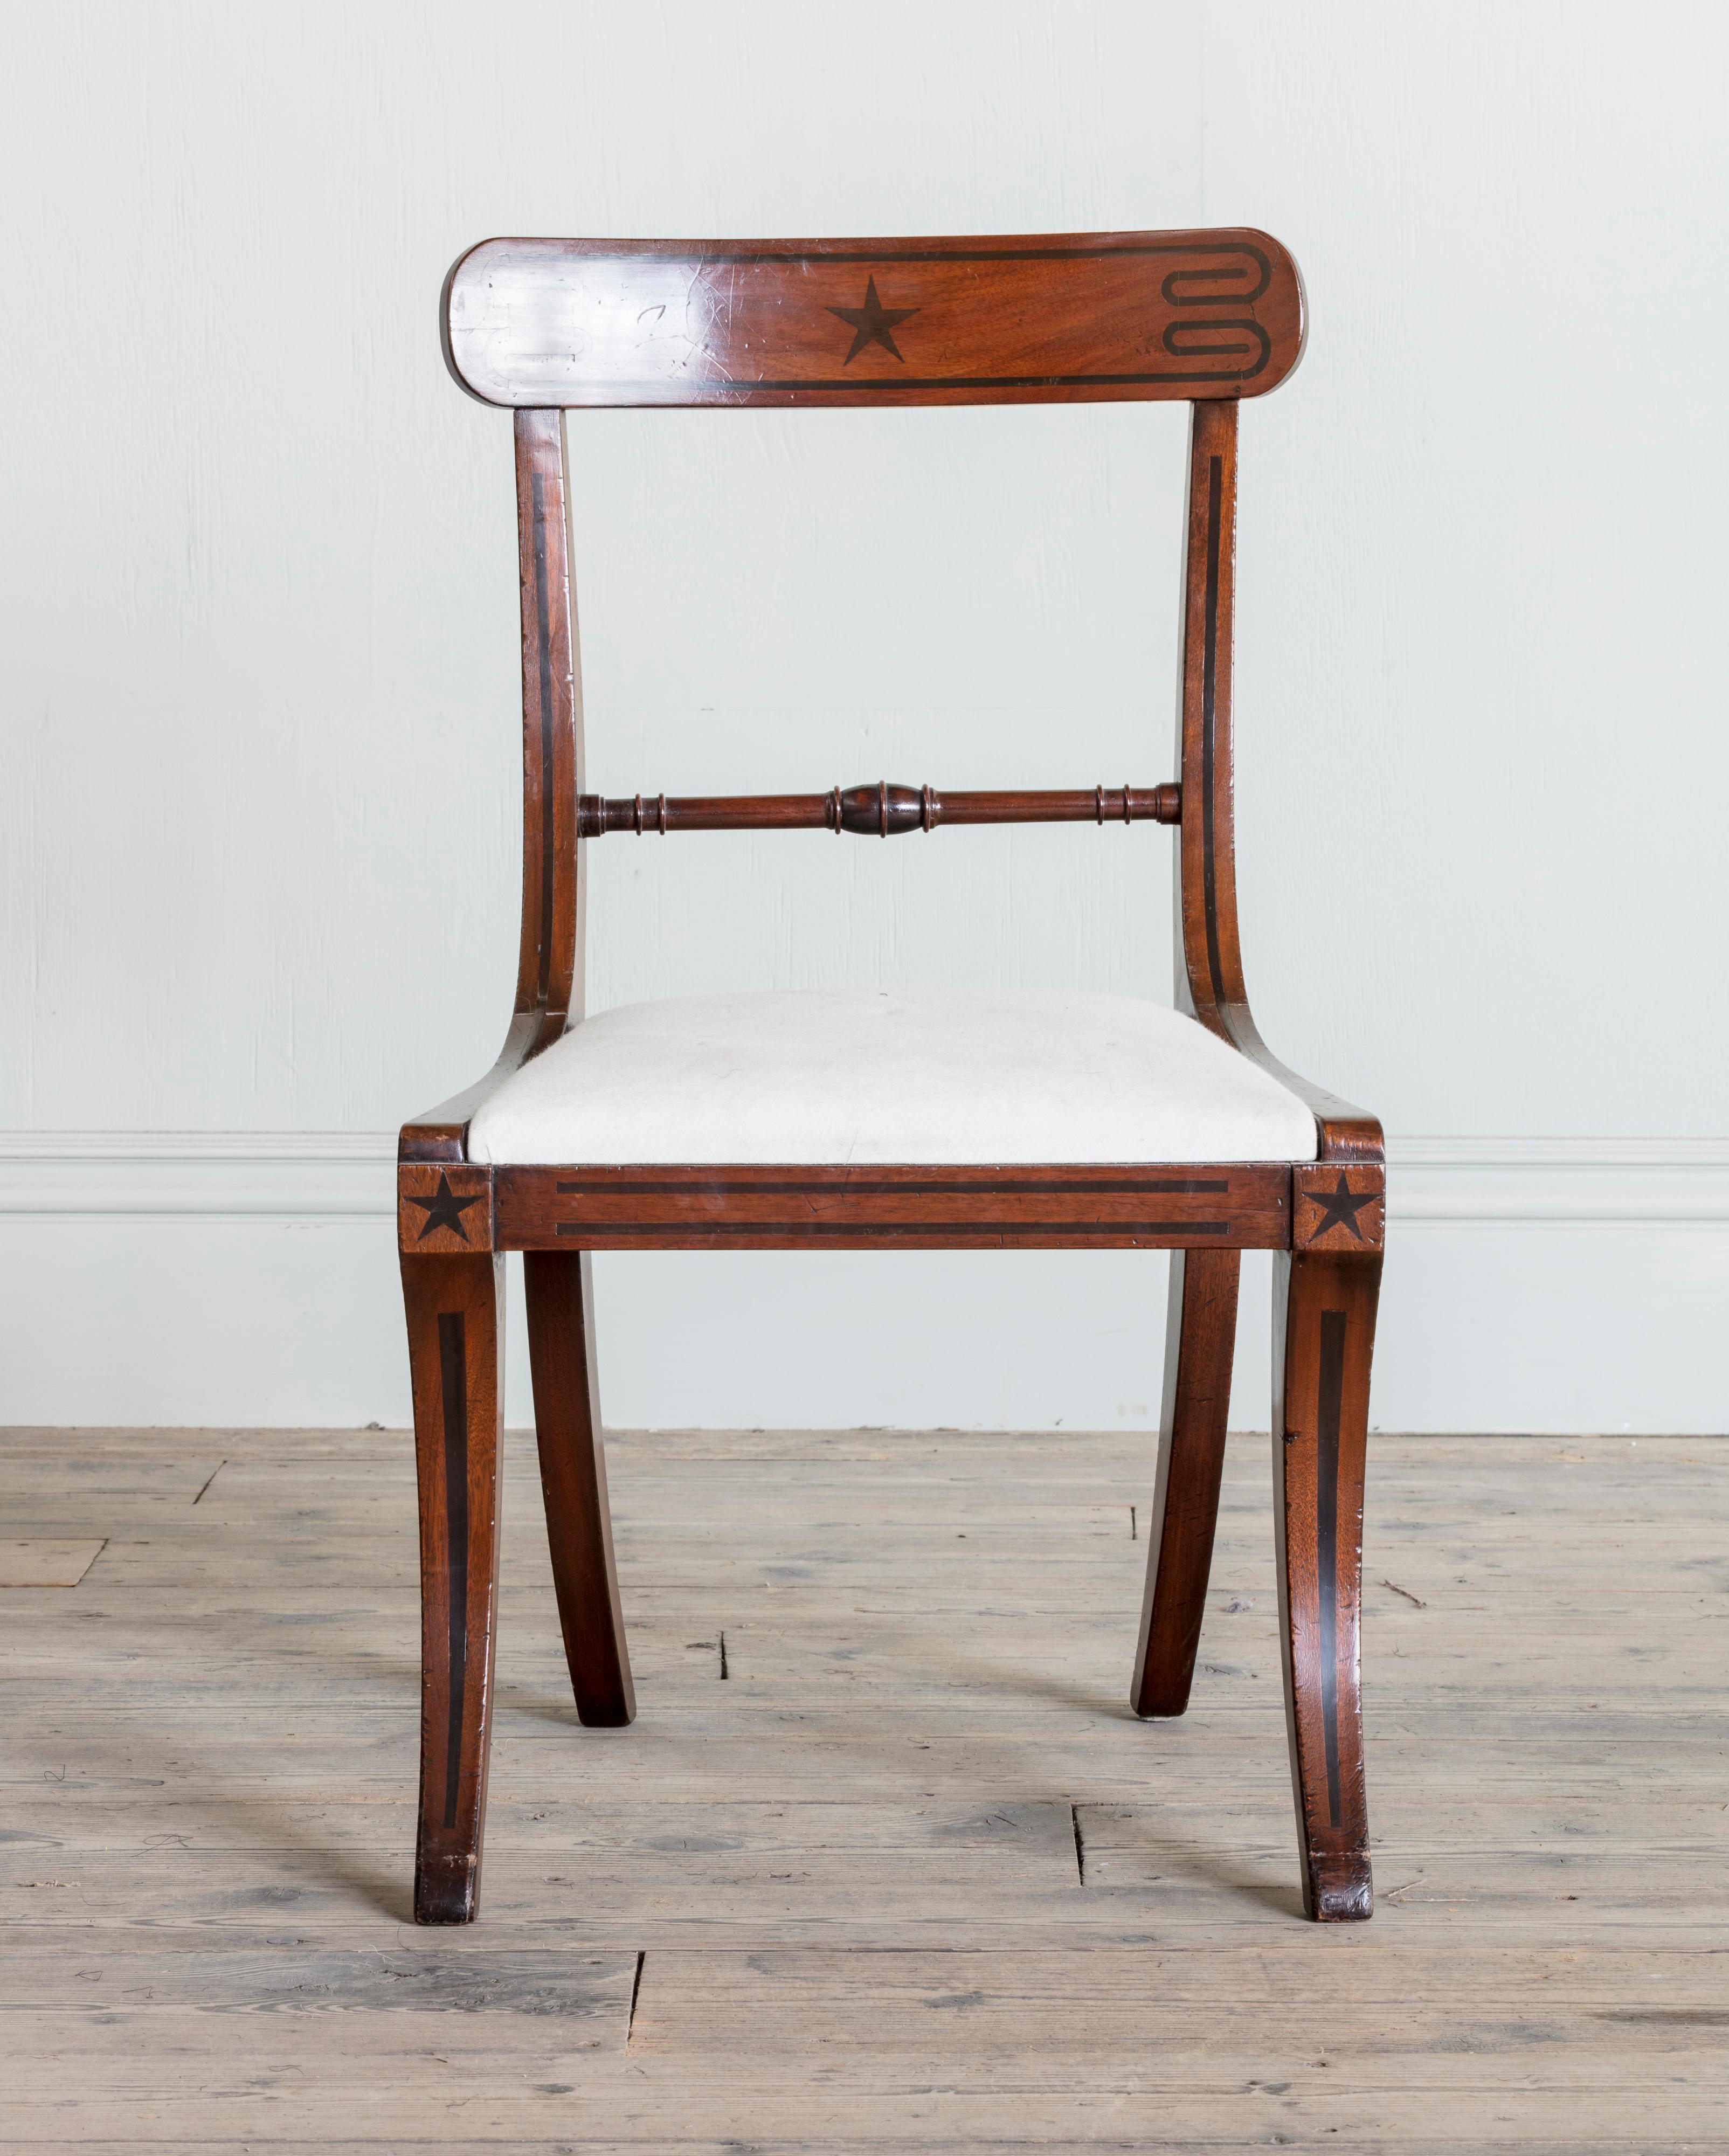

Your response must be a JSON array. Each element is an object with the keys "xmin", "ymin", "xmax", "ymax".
[{"xmin": 399, "ymin": 230, "xmax": 1385, "ymax": 1927}]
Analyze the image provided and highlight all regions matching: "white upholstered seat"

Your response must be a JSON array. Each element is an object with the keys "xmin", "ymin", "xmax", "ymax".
[{"xmin": 467, "ymin": 989, "xmax": 1318, "ymax": 1166}]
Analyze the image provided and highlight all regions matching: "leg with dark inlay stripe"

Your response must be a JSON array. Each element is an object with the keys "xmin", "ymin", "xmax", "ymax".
[
  {"xmin": 403, "ymin": 1252, "xmax": 504, "ymax": 1925},
  {"xmin": 523, "ymin": 1249, "xmax": 635, "ymax": 1727},
  {"xmin": 1272, "ymin": 1246, "xmax": 1381, "ymax": 1922},
  {"xmin": 1129, "ymin": 1248, "xmax": 1240, "ymax": 1717}
]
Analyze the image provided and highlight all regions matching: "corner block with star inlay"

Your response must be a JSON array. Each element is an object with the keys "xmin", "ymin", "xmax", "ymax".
[
  {"xmin": 1292, "ymin": 1163, "xmax": 1385, "ymax": 1253},
  {"xmin": 399, "ymin": 1164, "xmax": 495, "ymax": 1254}
]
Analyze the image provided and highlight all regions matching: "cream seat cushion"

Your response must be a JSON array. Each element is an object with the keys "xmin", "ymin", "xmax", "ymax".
[{"xmin": 466, "ymin": 989, "xmax": 1317, "ymax": 1166}]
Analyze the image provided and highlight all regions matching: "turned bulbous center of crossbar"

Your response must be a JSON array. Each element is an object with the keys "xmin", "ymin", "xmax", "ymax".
[{"xmin": 575, "ymin": 782, "xmax": 1181, "ymax": 839}]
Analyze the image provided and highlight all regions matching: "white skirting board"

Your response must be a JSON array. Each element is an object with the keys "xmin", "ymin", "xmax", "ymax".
[{"xmin": 0, "ymin": 1135, "xmax": 1725, "ymax": 1433}]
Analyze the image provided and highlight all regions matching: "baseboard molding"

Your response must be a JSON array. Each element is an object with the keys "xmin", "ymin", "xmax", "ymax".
[
  {"xmin": 1388, "ymin": 1136, "xmax": 1729, "ymax": 1222},
  {"xmin": 1, "ymin": 1130, "xmax": 1726, "ymax": 1222},
  {"xmin": 2, "ymin": 1134, "xmax": 1725, "ymax": 1431},
  {"xmin": 0, "ymin": 1132, "xmax": 395, "ymax": 1217}
]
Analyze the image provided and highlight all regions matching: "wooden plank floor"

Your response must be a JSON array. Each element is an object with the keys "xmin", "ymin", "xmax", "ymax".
[{"xmin": 2, "ymin": 1423, "xmax": 1726, "ymax": 2152}]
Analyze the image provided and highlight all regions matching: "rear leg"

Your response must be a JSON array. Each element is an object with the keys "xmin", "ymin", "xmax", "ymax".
[
  {"xmin": 1130, "ymin": 1248, "xmax": 1241, "ymax": 1716},
  {"xmin": 523, "ymin": 1249, "xmax": 635, "ymax": 1726}
]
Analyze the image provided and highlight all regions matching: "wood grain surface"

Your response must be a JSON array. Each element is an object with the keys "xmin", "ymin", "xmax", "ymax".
[
  {"xmin": 401, "ymin": 1255, "xmax": 506, "ymax": 1922},
  {"xmin": 444, "ymin": 231, "xmax": 1305, "ymax": 409},
  {"xmin": 494, "ymin": 1162, "xmax": 1292, "ymax": 1252},
  {"xmin": 3, "ymin": 1423, "xmax": 1725, "ymax": 2145},
  {"xmin": 399, "ymin": 409, "xmax": 584, "ymax": 1165},
  {"xmin": 1172, "ymin": 399, "xmax": 1385, "ymax": 1166},
  {"xmin": 1130, "ymin": 1247, "xmax": 1241, "ymax": 1716},
  {"xmin": 1272, "ymin": 1248, "xmax": 1384, "ymax": 1920},
  {"xmin": 522, "ymin": 1250, "xmax": 635, "ymax": 1728},
  {"xmin": 576, "ymin": 781, "xmax": 1182, "ymax": 837}
]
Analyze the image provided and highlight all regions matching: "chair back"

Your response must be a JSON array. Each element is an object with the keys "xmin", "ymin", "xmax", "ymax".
[
  {"xmin": 443, "ymin": 230, "xmax": 1303, "ymax": 408},
  {"xmin": 414, "ymin": 230, "xmax": 1309, "ymax": 1157}
]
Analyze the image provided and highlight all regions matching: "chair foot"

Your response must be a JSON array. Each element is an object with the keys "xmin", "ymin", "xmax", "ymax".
[
  {"xmin": 403, "ymin": 1252, "xmax": 504, "ymax": 1926},
  {"xmin": 414, "ymin": 1849, "xmax": 481, "ymax": 1926},
  {"xmin": 1130, "ymin": 1249, "xmax": 1240, "ymax": 1717},
  {"xmin": 523, "ymin": 1250, "xmax": 635, "ymax": 1727},
  {"xmin": 1306, "ymin": 1850, "xmax": 1374, "ymax": 1923},
  {"xmin": 1272, "ymin": 1247, "xmax": 1381, "ymax": 1923}
]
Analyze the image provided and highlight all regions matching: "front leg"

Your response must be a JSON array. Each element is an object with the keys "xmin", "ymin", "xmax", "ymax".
[
  {"xmin": 1272, "ymin": 1245, "xmax": 1381, "ymax": 1922},
  {"xmin": 402, "ymin": 1252, "xmax": 505, "ymax": 1924}
]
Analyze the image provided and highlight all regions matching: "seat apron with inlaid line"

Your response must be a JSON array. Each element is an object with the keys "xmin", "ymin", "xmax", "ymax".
[{"xmin": 399, "ymin": 230, "xmax": 1386, "ymax": 1926}]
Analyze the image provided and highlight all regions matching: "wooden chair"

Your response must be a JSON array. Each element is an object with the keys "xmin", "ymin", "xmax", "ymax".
[{"xmin": 400, "ymin": 230, "xmax": 1385, "ymax": 1927}]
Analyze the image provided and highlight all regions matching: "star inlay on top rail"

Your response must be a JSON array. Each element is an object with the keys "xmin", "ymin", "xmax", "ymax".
[{"xmin": 826, "ymin": 275, "xmax": 921, "ymax": 364}]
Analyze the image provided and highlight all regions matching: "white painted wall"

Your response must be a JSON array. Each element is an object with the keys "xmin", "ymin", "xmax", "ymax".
[{"xmin": 3, "ymin": 1, "xmax": 1725, "ymax": 1430}]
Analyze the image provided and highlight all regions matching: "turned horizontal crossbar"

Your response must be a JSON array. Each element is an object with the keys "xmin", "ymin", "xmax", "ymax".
[{"xmin": 577, "ymin": 782, "xmax": 1181, "ymax": 839}]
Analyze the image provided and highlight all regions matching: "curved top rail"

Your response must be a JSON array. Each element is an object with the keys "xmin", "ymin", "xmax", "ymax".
[{"xmin": 441, "ymin": 229, "xmax": 1305, "ymax": 410}]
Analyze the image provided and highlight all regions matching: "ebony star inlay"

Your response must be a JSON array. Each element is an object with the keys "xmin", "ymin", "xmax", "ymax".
[
  {"xmin": 826, "ymin": 275, "xmax": 920, "ymax": 364},
  {"xmin": 1306, "ymin": 1172, "xmax": 1375, "ymax": 1243},
  {"xmin": 407, "ymin": 1172, "xmax": 485, "ymax": 1243}
]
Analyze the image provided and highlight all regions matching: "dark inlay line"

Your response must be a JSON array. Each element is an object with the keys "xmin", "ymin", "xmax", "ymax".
[
  {"xmin": 437, "ymin": 1311, "xmax": 470, "ymax": 1834},
  {"xmin": 1201, "ymin": 453, "xmax": 1226, "ymax": 1008},
  {"xmin": 552, "ymin": 1178, "xmax": 1234, "ymax": 1198},
  {"xmin": 1163, "ymin": 324, "xmax": 1262, "ymax": 357},
  {"xmin": 569, "ymin": 361, "xmax": 1272, "ymax": 395},
  {"xmin": 1163, "ymin": 265, "xmax": 1267, "ymax": 304},
  {"xmin": 555, "ymin": 1219, "xmax": 1234, "ymax": 1238},
  {"xmin": 1316, "ymin": 1308, "xmax": 1347, "ymax": 1831},
  {"xmin": 530, "ymin": 468, "xmax": 556, "ymax": 1009},
  {"xmin": 617, "ymin": 243, "xmax": 1272, "ymax": 285}
]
